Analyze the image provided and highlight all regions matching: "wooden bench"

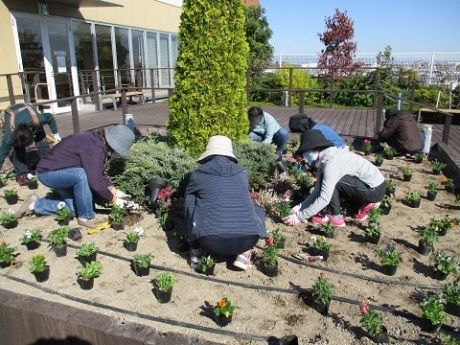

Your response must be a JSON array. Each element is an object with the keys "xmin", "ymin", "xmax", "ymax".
[
  {"xmin": 101, "ymin": 91, "xmax": 145, "ymax": 110},
  {"xmin": 417, "ymin": 107, "xmax": 460, "ymax": 122}
]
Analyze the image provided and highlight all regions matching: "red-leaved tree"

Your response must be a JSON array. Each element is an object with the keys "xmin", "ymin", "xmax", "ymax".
[{"xmin": 317, "ymin": 8, "xmax": 363, "ymax": 79}]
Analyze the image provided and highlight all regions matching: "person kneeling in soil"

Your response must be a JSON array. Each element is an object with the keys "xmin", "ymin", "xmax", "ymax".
[
  {"xmin": 283, "ymin": 130, "xmax": 386, "ymax": 228},
  {"xmin": 14, "ymin": 125, "xmax": 135, "ymax": 228},
  {"xmin": 185, "ymin": 135, "xmax": 267, "ymax": 270}
]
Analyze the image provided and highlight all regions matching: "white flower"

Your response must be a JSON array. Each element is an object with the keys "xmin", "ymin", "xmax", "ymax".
[
  {"xmin": 133, "ymin": 227, "xmax": 144, "ymax": 236},
  {"xmin": 57, "ymin": 202, "xmax": 66, "ymax": 210},
  {"xmin": 310, "ymin": 235, "xmax": 317, "ymax": 242},
  {"xmin": 24, "ymin": 230, "xmax": 32, "ymax": 239}
]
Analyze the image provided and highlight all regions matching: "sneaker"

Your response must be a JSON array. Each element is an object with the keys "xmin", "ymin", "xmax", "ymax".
[
  {"xmin": 77, "ymin": 216, "xmax": 108, "ymax": 229},
  {"xmin": 14, "ymin": 193, "xmax": 39, "ymax": 218},
  {"xmin": 312, "ymin": 214, "xmax": 346, "ymax": 227},
  {"xmin": 233, "ymin": 250, "xmax": 252, "ymax": 270},
  {"xmin": 16, "ymin": 175, "xmax": 28, "ymax": 186},
  {"xmin": 354, "ymin": 202, "xmax": 381, "ymax": 221},
  {"xmin": 189, "ymin": 248, "xmax": 202, "ymax": 270}
]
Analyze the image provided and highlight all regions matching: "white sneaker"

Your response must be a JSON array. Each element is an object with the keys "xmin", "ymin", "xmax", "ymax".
[{"xmin": 233, "ymin": 250, "xmax": 252, "ymax": 270}]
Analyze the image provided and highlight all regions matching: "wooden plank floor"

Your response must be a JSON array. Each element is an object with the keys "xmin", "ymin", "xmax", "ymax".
[{"xmin": 53, "ymin": 103, "xmax": 460, "ymax": 159}]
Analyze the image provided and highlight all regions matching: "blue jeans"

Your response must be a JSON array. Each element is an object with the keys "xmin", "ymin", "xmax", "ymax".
[
  {"xmin": 35, "ymin": 168, "xmax": 95, "ymax": 219},
  {"xmin": 248, "ymin": 127, "xmax": 289, "ymax": 154}
]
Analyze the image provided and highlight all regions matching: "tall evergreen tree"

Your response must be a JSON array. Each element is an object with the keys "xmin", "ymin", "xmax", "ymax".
[{"xmin": 168, "ymin": 0, "xmax": 249, "ymax": 158}]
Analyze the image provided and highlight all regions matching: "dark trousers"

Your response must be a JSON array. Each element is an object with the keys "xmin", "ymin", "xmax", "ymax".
[
  {"xmin": 328, "ymin": 176, "xmax": 386, "ymax": 215},
  {"xmin": 11, "ymin": 127, "xmax": 50, "ymax": 176},
  {"xmin": 191, "ymin": 235, "xmax": 259, "ymax": 256}
]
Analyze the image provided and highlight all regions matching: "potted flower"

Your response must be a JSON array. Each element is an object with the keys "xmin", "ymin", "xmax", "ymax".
[
  {"xmin": 442, "ymin": 177, "xmax": 455, "ymax": 193},
  {"xmin": 198, "ymin": 255, "xmax": 216, "ymax": 276},
  {"xmin": 27, "ymin": 176, "xmax": 39, "ymax": 190},
  {"xmin": 0, "ymin": 212, "xmax": 18, "ymax": 229},
  {"xmin": 363, "ymin": 139, "xmax": 372, "ymax": 155},
  {"xmin": 3, "ymin": 189, "xmax": 18, "ymax": 205},
  {"xmin": 363, "ymin": 223, "xmax": 382, "ymax": 245},
  {"xmin": 359, "ymin": 303, "xmax": 389, "ymax": 343},
  {"xmin": 310, "ymin": 273, "xmax": 333, "ymax": 315},
  {"xmin": 267, "ymin": 228, "xmax": 286, "ymax": 249},
  {"xmin": 401, "ymin": 165, "xmax": 413, "ymax": 182},
  {"xmin": 214, "ymin": 296, "xmax": 235, "ymax": 327},
  {"xmin": 273, "ymin": 200, "xmax": 291, "ymax": 219},
  {"xmin": 430, "ymin": 250, "xmax": 457, "ymax": 280},
  {"xmin": 443, "ymin": 281, "xmax": 460, "ymax": 317},
  {"xmin": 311, "ymin": 236, "xmax": 332, "ymax": 261},
  {"xmin": 420, "ymin": 295, "xmax": 445, "ymax": 332},
  {"xmin": 124, "ymin": 231, "xmax": 140, "ymax": 252},
  {"xmin": 132, "ymin": 253, "xmax": 153, "ymax": 277},
  {"xmin": 426, "ymin": 182, "xmax": 438, "ymax": 201},
  {"xmin": 414, "ymin": 152, "xmax": 424, "ymax": 164},
  {"xmin": 54, "ymin": 207, "xmax": 72, "ymax": 226},
  {"xmin": 20, "ymin": 229, "xmax": 43, "ymax": 250},
  {"xmin": 431, "ymin": 160, "xmax": 446, "ymax": 175},
  {"xmin": 432, "ymin": 215, "xmax": 458, "ymax": 236},
  {"xmin": 376, "ymin": 243, "xmax": 400, "ymax": 276},
  {"xmin": 383, "ymin": 146, "xmax": 397, "ymax": 160},
  {"xmin": 109, "ymin": 203, "xmax": 127, "ymax": 230},
  {"xmin": 156, "ymin": 186, "xmax": 173, "ymax": 231},
  {"xmin": 29, "ymin": 254, "xmax": 50, "ymax": 282},
  {"xmin": 261, "ymin": 243, "xmax": 279, "ymax": 277},
  {"xmin": 375, "ymin": 154, "xmax": 384, "ymax": 167},
  {"xmin": 75, "ymin": 243, "xmax": 99, "ymax": 264},
  {"xmin": 385, "ymin": 179, "xmax": 396, "ymax": 196},
  {"xmin": 0, "ymin": 241, "xmax": 17, "ymax": 268},
  {"xmin": 77, "ymin": 260, "xmax": 103, "ymax": 290},
  {"xmin": 318, "ymin": 222, "xmax": 335, "ymax": 239},
  {"xmin": 379, "ymin": 196, "xmax": 393, "ymax": 215},
  {"xmin": 418, "ymin": 226, "xmax": 440, "ymax": 256},
  {"xmin": 47, "ymin": 226, "xmax": 70, "ymax": 257},
  {"xmin": 153, "ymin": 271, "xmax": 177, "ymax": 304},
  {"xmin": 404, "ymin": 190, "xmax": 421, "ymax": 208}
]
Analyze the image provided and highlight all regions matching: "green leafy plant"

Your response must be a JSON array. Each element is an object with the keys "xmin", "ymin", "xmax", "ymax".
[
  {"xmin": 109, "ymin": 203, "xmax": 128, "ymax": 224},
  {"xmin": 125, "ymin": 231, "xmax": 140, "ymax": 244},
  {"xmin": 198, "ymin": 255, "xmax": 216, "ymax": 273},
  {"xmin": 376, "ymin": 243, "xmax": 400, "ymax": 267},
  {"xmin": 404, "ymin": 190, "xmax": 421, "ymax": 201},
  {"xmin": 431, "ymin": 250, "xmax": 458, "ymax": 275},
  {"xmin": 368, "ymin": 207, "xmax": 382, "ymax": 225},
  {"xmin": 414, "ymin": 152, "xmax": 424, "ymax": 162},
  {"xmin": 380, "ymin": 196, "xmax": 393, "ymax": 209},
  {"xmin": 401, "ymin": 165, "xmax": 413, "ymax": 176},
  {"xmin": 386, "ymin": 179, "xmax": 395, "ymax": 191},
  {"xmin": 76, "ymin": 243, "xmax": 99, "ymax": 257},
  {"xmin": 47, "ymin": 226, "xmax": 70, "ymax": 248},
  {"xmin": 384, "ymin": 146, "xmax": 397, "ymax": 157},
  {"xmin": 28, "ymin": 176, "xmax": 38, "ymax": 183},
  {"xmin": 442, "ymin": 177, "xmax": 455, "ymax": 187},
  {"xmin": 273, "ymin": 200, "xmax": 291, "ymax": 218},
  {"xmin": 267, "ymin": 228, "xmax": 286, "ymax": 247},
  {"xmin": 214, "ymin": 296, "xmax": 235, "ymax": 318},
  {"xmin": 359, "ymin": 303, "xmax": 383, "ymax": 336},
  {"xmin": 0, "ymin": 212, "xmax": 17, "ymax": 225},
  {"xmin": 54, "ymin": 207, "xmax": 71, "ymax": 222},
  {"xmin": 311, "ymin": 236, "xmax": 331, "ymax": 251},
  {"xmin": 363, "ymin": 223, "xmax": 382, "ymax": 238},
  {"xmin": 29, "ymin": 254, "xmax": 47, "ymax": 272},
  {"xmin": 420, "ymin": 295, "xmax": 445, "ymax": 330},
  {"xmin": 132, "ymin": 254, "xmax": 153, "ymax": 268},
  {"xmin": 443, "ymin": 281, "xmax": 460, "ymax": 306},
  {"xmin": 0, "ymin": 241, "xmax": 17, "ymax": 265},
  {"xmin": 375, "ymin": 154, "xmax": 384, "ymax": 164},
  {"xmin": 78, "ymin": 260, "xmax": 103, "ymax": 280},
  {"xmin": 261, "ymin": 243, "xmax": 279, "ymax": 266},
  {"xmin": 312, "ymin": 273, "xmax": 333, "ymax": 304},
  {"xmin": 20, "ymin": 229, "xmax": 43, "ymax": 244},
  {"xmin": 318, "ymin": 222, "xmax": 334, "ymax": 236},
  {"xmin": 431, "ymin": 160, "xmax": 446, "ymax": 172},
  {"xmin": 155, "ymin": 272, "xmax": 177, "ymax": 292},
  {"xmin": 427, "ymin": 182, "xmax": 438, "ymax": 193},
  {"xmin": 419, "ymin": 226, "xmax": 440, "ymax": 247},
  {"xmin": 3, "ymin": 189, "xmax": 17, "ymax": 198}
]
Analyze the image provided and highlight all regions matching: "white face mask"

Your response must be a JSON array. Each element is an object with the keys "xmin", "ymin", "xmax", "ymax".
[{"xmin": 303, "ymin": 151, "xmax": 318, "ymax": 166}]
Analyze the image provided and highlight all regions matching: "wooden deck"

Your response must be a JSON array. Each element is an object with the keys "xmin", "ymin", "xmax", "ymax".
[{"xmin": 53, "ymin": 103, "xmax": 460, "ymax": 160}]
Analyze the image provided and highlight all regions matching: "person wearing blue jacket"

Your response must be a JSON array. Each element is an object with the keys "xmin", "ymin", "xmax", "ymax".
[
  {"xmin": 185, "ymin": 135, "xmax": 267, "ymax": 271},
  {"xmin": 248, "ymin": 106, "xmax": 289, "ymax": 155}
]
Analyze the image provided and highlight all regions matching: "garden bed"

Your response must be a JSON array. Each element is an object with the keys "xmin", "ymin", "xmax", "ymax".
[{"xmin": 0, "ymin": 153, "xmax": 459, "ymax": 344}]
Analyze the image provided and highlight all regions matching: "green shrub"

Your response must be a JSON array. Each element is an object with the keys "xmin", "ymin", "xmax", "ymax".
[{"xmin": 275, "ymin": 63, "xmax": 318, "ymax": 106}]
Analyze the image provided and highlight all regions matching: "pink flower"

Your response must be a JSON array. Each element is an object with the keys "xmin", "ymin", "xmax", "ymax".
[
  {"xmin": 283, "ymin": 190, "xmax": 292, "ymax": 201},
  {"xmin": 360, "ymin": 304, "xmax": 369, "ymax": 315},
  {"xmin": 163, "ymin": 202, "xmax": 171, "ymax": 208},
  {"xmin": 364, "ymin": 139, "xmax": 371, "ymax": 145},
  {"xmin": 251, "ymin": 191, "xmax": 259, "ymax": 200},
  {"xmin": 266, "ymin": 236, "xmax": 275, "ymax": 246}
]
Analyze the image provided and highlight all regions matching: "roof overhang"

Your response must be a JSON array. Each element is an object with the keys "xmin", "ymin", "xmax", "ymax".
[{"xmin": 45, "ymin": 0, "xmax": 123, "ymax": 8}]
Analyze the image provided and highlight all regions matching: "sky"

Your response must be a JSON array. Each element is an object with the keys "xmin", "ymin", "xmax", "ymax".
[{"xmin": 262, "ymin": 0, "xmax": 460, "ymax": 55}]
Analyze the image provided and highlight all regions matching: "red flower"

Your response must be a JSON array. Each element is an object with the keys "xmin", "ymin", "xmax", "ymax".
[
  {"xmin": 360, "ymin": 303, "xmax": 369, "ymax": 315},
  {"xmin": 266, "ymin": 236, "xmax": 275, "ymax": 246}
]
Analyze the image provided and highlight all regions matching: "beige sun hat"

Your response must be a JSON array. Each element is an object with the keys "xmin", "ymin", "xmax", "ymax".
[{"xmin": 197, "ymin": 135, "xmax": 238, "ymax": 163}]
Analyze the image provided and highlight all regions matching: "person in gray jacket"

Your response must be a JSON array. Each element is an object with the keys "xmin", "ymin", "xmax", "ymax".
[
  {"xmin": 283, "ymin": 130, "xmax": 386, "ymax": 228},
  {"xmin": 185, "ymin": 135, "xmax": 267, "ymax": 271}
]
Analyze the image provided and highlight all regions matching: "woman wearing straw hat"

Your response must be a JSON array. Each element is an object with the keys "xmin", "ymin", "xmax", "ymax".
[
  {"xmin": 283, "ymin": 130, "xmax": 386, "ymax": 228},
  {"xmin": 14, "ymin": 124, "xmax": 135, "ymax": 229},
  {"xmin": 185, "ymin": 135, "xmax": 267, "ymax": 271}
]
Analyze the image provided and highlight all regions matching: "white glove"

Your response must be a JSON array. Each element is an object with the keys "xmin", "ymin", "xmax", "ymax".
[
  {"xmin": 115, "ymin": 198, "xmax": 127, "ymax": 207},
  {"xmin": 291, "ymin": 204, "xmax": 302, "ymax": 214},
  {"xmin": 283, "ymin": 214, "xmax": 302, "ymax": 226},
  {"xmin": 27, "ymin": 173, "xmax": 35, "ymax": 180},
  {"xmin": 53, "ymin": 133, "xmax": 62, "ymax": 142},
  {"xmin": 115, "ymin": 190, "xmax": 131, "ymax": 199}
]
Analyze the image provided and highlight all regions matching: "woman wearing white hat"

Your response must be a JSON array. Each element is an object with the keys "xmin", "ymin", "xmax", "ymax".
[
  {"xmin": 14, "ymin": 124, "xmax": 135, "ymax": 228},
  {"xmin": 185, "ymin": 135, "xmax": 267, "ymax": 270}
]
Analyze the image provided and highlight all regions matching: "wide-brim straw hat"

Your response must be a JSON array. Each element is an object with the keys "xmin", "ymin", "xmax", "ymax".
[
  {"xmin": 104, "ymin": 124, "xmax": 135, "ymax": 157},
  {"xmin": 297, "ymin": 129, "xmax": 333, "ymax": 153},
  {"xmin": 197, "ymin": 135, "xmax": 237, "ymax": 163}
]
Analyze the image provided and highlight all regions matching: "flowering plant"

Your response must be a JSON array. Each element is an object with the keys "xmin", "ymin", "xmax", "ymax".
[
  {"xmin": 311, "ymin": 236, "xmax": 331, "ymax": 251},
  {"xmin": 78, "ymin": 260, "xmax": 103, "ymax": 280},
  {"xmin": 442, "ymin": 177, "xmax": 454, "ymax": 187},
  {"xmin": 125, "ymin": 230, "xmax": 140, "ymax": 244},
  {"xmin": 427, "ymin": 182, "xmax": 438, "ymax": 194},
  {"xmin": 431, "ymin": 250, "xmax": 458, "ymax": 275},
  {"xmin": 431, "ymin": 160, "xmax": 446, "ymax": 171},
  {"xmin": 312, "ymin": 273, "xmax": 333, "ymax": 304},
  {"xmin": 404, "ymin": 190, "xmax": 421, "ymax": 201},
  {"xmin": 157, "ymin": 186, "xmax": 173, "ymax": 228},
  {"xmin": 76, "ymin": 243, "xmax": 99, "ymax": 257},
  {"xmin": 214, "ymin": 296, "xmax": 235, "ymax": 317},
  {"xmin": 261, "ymin": 243, "xmax": 279, "ymax": 266},
  {"xmin": 380, "ymin": 196, "xmax": 393, "ymax": 209},
  {"xmin": 414, "ymin": 152, "xmax": 424, "ymax": 162},
  {"xmin": 375, "ymin": 154, "xmax": 384, "ymax": 164},
  {"xmin": 360, "ymin": 303, "xmax": 383, "ymax": 336},
  {"xmin": 0, "ymin": 212, "xmax": 17, "ymax": 225},
  {"xmin": 155, "ymin": 272, "xmax": 177, "ymax": 292},
  {"xmin": 420, "ymin": 295, "xmax": 445, "ymax": 330},
  {"xmin": 20, "ymin": 229, "xmax": 42, "ymax": 244},
  {"xmin": 419, "ymin": 226, "xmax": 440, "ymax": 247},
  {"xmin": 318, "ymin": 222, "xmax": 334, "ymax": 235},
  {"xmin": 376, "ymin": 243, "xmax": 399, "ymax": 267},
  {"xmin": 267, "ymin": 228, "xmax": 286, "ymax": 247},
  {"xmin": 443, "ymin": 281, "xmax": 460, "ymax": 306},
  {"xmin": 363, "ymin": 139, "xmax": 372, "ymax": 153},
  {"xmin": 54, "ymin": 207, "xmax": 72, "ymax": 222},
  {"xmin": 386, "ymin": 179, "xmax": 395, "ymax": 191},
  {"xmin": 132, "ymin": 253, "xmax": 153, "ymax": 268},
  {"xmin": 363, "ymin": 223, "xmax": 382, "ymax": 238},
  {"xmin": 0, "ymin": 241, "xmax": 17, "ymax": 265},
  {"xmin": 273, "ymin": 200, "xmax": 291, "ymax": 218},
  {"xmin": 47, "ymin": 226, "xmax": 69, "ymax": 248},
  {"xmin": 110, "ymin": 203, "xmax": 127, "ymax": 224},
  {"xmin": 401, "ymin": 165, "xmax": 413, "ymax": 176},
  {"xmin": 29, "ymin": 254, "xmax": 47, "ymax": 272},
  {"xmin": 384, "ymin": 146, "xmax": 397, "ymax": 157},
  {"xmin": 198, "ymin": 255, "xmax": 216, "ymax": 273}
]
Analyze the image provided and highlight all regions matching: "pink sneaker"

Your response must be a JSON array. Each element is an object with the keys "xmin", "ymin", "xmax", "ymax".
[
  {"xmin": 312, "ymin": 214, "xmax": 345, "ymax": 227},
  {"xmin": 354, "ymin": 202, "xmax": 381, "ymax": 221},
  {"xmin": 311, "ymin": 214, "xmax": 329, "ymax": 225}
]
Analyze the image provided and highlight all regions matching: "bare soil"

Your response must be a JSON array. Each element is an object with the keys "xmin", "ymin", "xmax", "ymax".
[{"xmin": 0, "ymin": 154, "xmax": 459, "ymax": 345}]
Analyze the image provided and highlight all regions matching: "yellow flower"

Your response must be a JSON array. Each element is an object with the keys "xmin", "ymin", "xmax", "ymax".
[{"xmin": 224, "ymin": 311, "xmax": 230, "ymax": 317}]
